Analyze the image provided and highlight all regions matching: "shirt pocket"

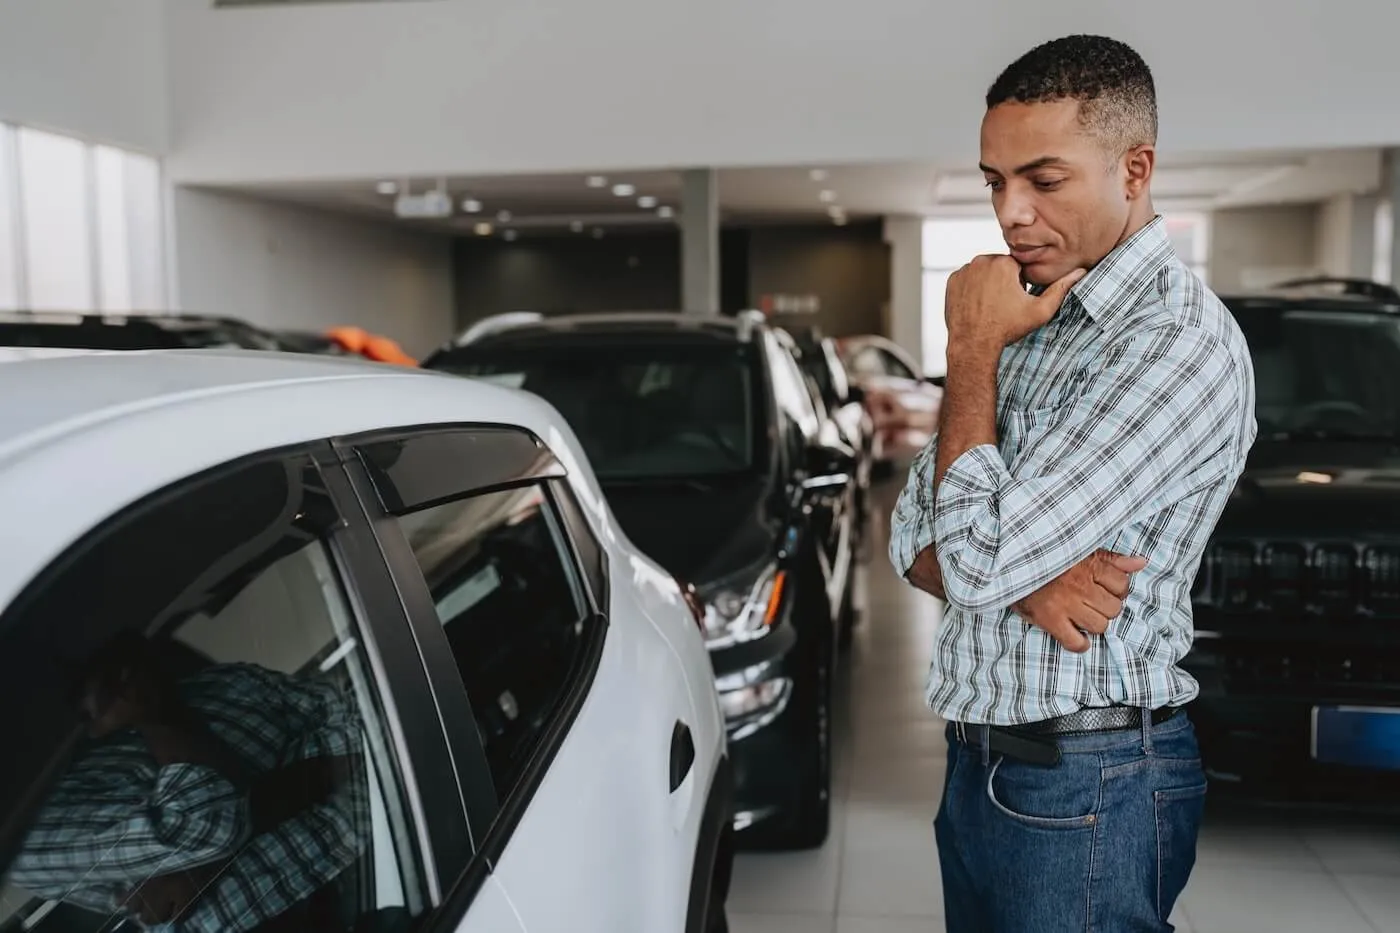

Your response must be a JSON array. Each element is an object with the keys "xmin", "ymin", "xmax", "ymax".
[{"xmin": 1000, "ymin": 401, "xmax": 1075, "ymax": 457}]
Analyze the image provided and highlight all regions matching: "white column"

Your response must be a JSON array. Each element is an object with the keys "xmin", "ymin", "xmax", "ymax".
[
  {"xmin": 680, "ymin": 168, "xmax": 718, "ymax": 313},
  {"xmin": 883, "ymin": 214, "xmax": 927, "ymax": 370}
]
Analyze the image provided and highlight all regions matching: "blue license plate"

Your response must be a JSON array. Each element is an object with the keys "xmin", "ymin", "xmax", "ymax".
[{"xmin": 1311, "ymin": 706, "xmax": 1400, "ymax": 771}]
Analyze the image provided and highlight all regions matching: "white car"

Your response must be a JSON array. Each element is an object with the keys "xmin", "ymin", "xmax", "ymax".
[{"xmin": 0, "ymin": 348, "xmax": 732, "ymax": 933}]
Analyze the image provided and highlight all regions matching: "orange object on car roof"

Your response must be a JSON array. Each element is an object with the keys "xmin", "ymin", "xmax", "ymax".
[{"xmin": 325, "ymin": 326, "xmax": 418, "ymax": 366}]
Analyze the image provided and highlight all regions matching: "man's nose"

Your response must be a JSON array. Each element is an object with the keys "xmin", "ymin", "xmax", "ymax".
[{"xmin": 996, "ymin": 188, "xmax": 1036, "ymax": 230}]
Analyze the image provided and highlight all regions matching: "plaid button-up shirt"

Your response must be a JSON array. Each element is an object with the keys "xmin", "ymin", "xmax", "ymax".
[
  {"xmin": 8, "ymin": 662, "xmax": 369, "ymax": 933},
  {"xmin": 890, "ymin": 216, "xmax": 1257, "ymax": 726}
]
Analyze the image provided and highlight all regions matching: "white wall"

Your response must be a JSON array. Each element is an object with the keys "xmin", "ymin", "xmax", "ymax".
[
  {"xmin": 1207, "ymin": 205, "xmax": 1321, "ymax": 294},
  {"xmin": 172, "ymin": 188, "xmax": 456, "ymax": 356},
  {"xmin": 1316, "ymin": 193, "xmax": 1381, "ymax": 280},
  {"xmin": 882, "ymin": 216, "xmax": 923, "ymax": 371},
  {"xmin": 0, "ymin": 0, "xmax": 168, "ymax": 153},
  {"xmin": 165, "ymin": 0, "xmax": 1400, "ymax": 185}
]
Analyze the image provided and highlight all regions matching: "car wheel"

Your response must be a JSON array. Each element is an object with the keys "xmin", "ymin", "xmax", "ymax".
[
  {"xmin": 765, "ymin": 614, "xmax": 834, "ymax": 850},
  {"xmin": 837, "ymin": 567, "xmax": 858, "ymax": 652}
]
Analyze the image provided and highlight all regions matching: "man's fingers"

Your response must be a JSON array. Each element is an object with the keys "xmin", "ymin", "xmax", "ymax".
[
  {"xmin": 1081, "ymin": 588, "xmax": 1122, "ymax": 626},
  {"xmin": 1094, "ymin": 565, "xmax": 1132, "ymax": 599},
  {"xmin": 1043, "ymin": 616, "xmax": 1092, "ymax": 653},
  {"xmin": 1102, "ymin": 551, "xmax": 1148, "ymax": 573},
  {"xmin": 1036, "ymin": 266, "xmax": 1088, "ymax": 308}
]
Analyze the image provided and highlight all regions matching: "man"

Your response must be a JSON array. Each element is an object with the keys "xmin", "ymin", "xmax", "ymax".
[
  {"xmin": 889, "ymin": 35, "xmax": 1256, "ymax": 931},
  {"xmin": 10, "ymin": 631, "xmax": 369, "ymax": 933}
]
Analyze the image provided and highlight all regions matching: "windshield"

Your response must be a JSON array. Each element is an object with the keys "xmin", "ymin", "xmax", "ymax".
[
  {"xmin": 1235, "ymin": 307, "xmax": 1400, "ymax": 440},
  {"xmin": 432, "ymin": 342, "xmax": 764, "ymax": 480}
]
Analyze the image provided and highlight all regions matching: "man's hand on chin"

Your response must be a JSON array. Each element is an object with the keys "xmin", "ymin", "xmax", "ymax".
[{"xmin": 944, "ymin": 254, "xmax": 1084, "ymax": 355}]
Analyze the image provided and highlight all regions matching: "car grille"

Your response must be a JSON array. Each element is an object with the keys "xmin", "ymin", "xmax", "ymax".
[{"xmin": 1194, "ymin": 539, "xmax": 1400, "ymax": 617}]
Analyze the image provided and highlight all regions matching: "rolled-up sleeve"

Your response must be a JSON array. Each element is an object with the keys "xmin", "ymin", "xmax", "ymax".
[
  {"xmin": 932, "ymin": 323, "xmax": 1240, "ymax": 614},
  {"xmin": 889, "ymin": 437, "xmax": 939, "ymax": 580}
]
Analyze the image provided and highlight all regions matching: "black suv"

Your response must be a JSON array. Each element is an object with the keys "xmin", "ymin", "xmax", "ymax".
[
  {"xmin": 423, "ymin": 310, "xmax": 858, "ymax": 848},
  {"xmin": 1186, "ymin": 277, "xmax": 1400, "ymax": 800}
]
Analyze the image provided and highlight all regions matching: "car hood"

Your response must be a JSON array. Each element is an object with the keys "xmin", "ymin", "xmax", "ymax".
[
  {"xmin": 599, "ymin": 476, "xmax": 777, "ymax": 584},
  {"xmin": 1215, "ymin": 440, "xmax": 1400, "ymax": 537}
]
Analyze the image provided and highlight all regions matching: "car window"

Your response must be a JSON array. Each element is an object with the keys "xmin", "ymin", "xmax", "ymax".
[
  {"xmin": 847, "ymin": 345, "xmax": 888, "ymax": 377},
  {"xmin": 428, "ymin": 342, "xmax": 763, "ymax": 481},
  {"xmin": 391, "ymin": 483, "xmax": 591, "ymax": 808},
  {"xmin": 0, "ymin": 454, "xmax": 428, "ymax": 933},
  {"xmin": 879, "ymin": 348, "xmax": 916, "ymax": 380}
]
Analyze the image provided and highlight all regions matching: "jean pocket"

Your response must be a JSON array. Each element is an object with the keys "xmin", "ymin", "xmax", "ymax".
[
  {"xmin": 1155, "ymin": 781, "xmax": 1207, "ymax": 921},
  {"xmin": 985, "ymin": 755, "xmax": 1101, "ymax": 830}
]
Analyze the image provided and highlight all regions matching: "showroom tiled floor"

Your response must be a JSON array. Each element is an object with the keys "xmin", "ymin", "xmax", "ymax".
[{"xmin": 726, "ymin": 479, "xmax": 1400, "ymax": 933}]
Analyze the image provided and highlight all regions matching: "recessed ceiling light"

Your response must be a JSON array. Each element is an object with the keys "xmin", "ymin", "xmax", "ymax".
[
  {"xmin": 810, "ymin": 168, "xmax": 829, "ymax": 182},
  {"xmin": 612, "ymin": 183, "xmax": 636, "ymax": 197},
  {"xmin": 827, "ymin": 205, "xmax": 845, "ymax": 218},
  {"xmin": 474, "ymin": 222, "xmax": 493, "ymax": 236},
  {"xmin": 592, "ymin": 228, "xmax": 606, "ymax": 238},
  {"xmin": 496, "ymin": 209, "xmax": 513, "ymax": 223},
  {"xmin": 570, "ymin": 220, "xmax": 584, "ymax": 232},
  {"xmin": 376, "ymin": 180, "xmax": 399, "ymax": 196},
  {"xmin": 832, "ymin": 215, "xmax": 848, "ymax": 226},
  {"xmin": 462, "ymin": 198, "xmax": 482, "ymax": 213},
  {"xmin": 586, "ymin": 175, "xmax": 608, "ymax": 188},
  {"xmin": 638, "ymin": 195, "xmax": 658, "ymax": 209},
  {"xmin": 503, "ymin": 229, "xmax": 518, "ymax": 242},
  {"xmin": 819, "ymin": 189, "xmax": 836, "ymax": 203},
  {"xmin": 657, "ymin": 205, "xmax": 675, "ymax": 219}
]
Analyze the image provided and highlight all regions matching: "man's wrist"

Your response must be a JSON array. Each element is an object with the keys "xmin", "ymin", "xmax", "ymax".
[{"xmin": 945, "ymin": 338, "xmax": 1002, "ymax": 374}]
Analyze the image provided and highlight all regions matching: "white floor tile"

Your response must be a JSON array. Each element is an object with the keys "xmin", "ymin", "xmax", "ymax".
[
  {"xmin": 836, "ymin": 917, "xmax": 944, "ymax": 933},
  {"xmin": 1179, "ymin": 865, "xmax": 1377, "ymax": 933},
  {"xmin": 729, "ymin": 912, "xmax": 836, "ymax": 933},
  {"xmin": 1336, "ymin": 873, "xmax": 1400, "ymax": 933}
]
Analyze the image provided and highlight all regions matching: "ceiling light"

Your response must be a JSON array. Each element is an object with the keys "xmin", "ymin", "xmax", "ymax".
[
  {"xmin": 810, "ymin": 168, "xmax": 829, "ymax": 182},
  {"xmin": 496, "ymin": 209, "xmax": 513, "ymax": 223},
  {"xmin": 592, "ymin": 228, "xmax": 605, "ymax": 239},
  {"xmin": 832, "ymin": 215, "xmax": 849, "ymax": 226},
  {"xmin": 586, "ymin": 175, "xmax": 608, "ymax": 188},
  {"xmin": 612, "ymin": 183, "xmax": 636, "ymax": 197},
  {"xmin": 638, "ymin": 195, "xmax": 658, "ymax": 209},
  {"xmin": 827, "ymin": 205, "xmax": 845, "ymax": 218},
  {"xmin": 657, "ymin": 205, "xmax": 675, "ymax": 219},
  {"xmin": 819, "ymin": 189, "xmax": 836, "ymax": 203},
  {"xmin": 503, "ymin": 229, "xmax": 518, "ymax": 242},
  {"xmin": 570, "ymin": 220, "xmax": 584, "ymax": 233},
  {"xmin": 462, "ymin": 198, "xmax": 482, "ymax": 213},
  {"xmin": 474, "ymin": 222, "xmax": 493, "ymax": 236},
  {"xmin": 376, "ymin": 180, "xmax": 399, "ymax": 196}
]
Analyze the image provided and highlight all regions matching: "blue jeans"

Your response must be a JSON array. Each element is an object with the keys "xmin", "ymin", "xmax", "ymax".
[{"xmin": 935, "ymin": 710, "xmax": 1206, "ymax": 932}]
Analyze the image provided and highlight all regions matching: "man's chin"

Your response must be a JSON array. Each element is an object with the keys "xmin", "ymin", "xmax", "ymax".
[{"xmin": 1019, "ymin": 261, "xmax": 1074, "ymax": 289}]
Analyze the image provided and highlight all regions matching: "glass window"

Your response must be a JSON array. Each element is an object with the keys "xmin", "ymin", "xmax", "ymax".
[
  {"xmin": 16, "ymin": 128, "xmax": 93, "ymax": 312},
  {"xmin": 93, "ymin": 146, "xmax": 133, "ymax": 312},
  {"xmin": 431, "ymin": 342, "xmax": 762, "ymax": 480},
  {"xmin": 121, "ymin": 150, "xmax": 167, "ymax": 311},
  {"xmin": 0, "ymin": 455, "xmax": 426, "ymax": 933},
  {"xmin": 393, "ymin": 484, "xmax": 590, "ymax": 804},
  {"xmin": 0, "ymin": 128, "xmax": 19, "ymax": 311}
]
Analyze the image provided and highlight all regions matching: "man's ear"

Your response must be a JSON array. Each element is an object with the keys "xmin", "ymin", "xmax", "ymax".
[{"xmin": 1123, "ymin": 145, "xmax": 1155, "ymax": 200}]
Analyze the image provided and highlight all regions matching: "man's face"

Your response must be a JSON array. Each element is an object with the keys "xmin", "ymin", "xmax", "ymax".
[{"xmin": 979, "ymin": 98, "xmax": 1146, "ymax": 286}]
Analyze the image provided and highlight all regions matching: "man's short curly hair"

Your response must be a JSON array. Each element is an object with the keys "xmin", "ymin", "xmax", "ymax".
[{"xmin": 986, "ymin": 35, "xmax": 1157, "ymax": 155}]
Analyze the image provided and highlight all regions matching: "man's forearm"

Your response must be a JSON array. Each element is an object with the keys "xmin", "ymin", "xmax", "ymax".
[{"xmin": 933, "ymin": 343, "xmax": 1001, "ymax": 488}]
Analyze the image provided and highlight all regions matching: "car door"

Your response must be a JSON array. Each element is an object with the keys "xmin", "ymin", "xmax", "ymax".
[
  {"xmin": 0, "ymin": 444, "xmax": 489, "ymax": 933},
  {"xmin": 342, "ymin": 425, "xmax": 702, "ymax": 933}
]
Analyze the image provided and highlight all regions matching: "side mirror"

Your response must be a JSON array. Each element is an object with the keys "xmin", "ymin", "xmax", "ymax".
[{"xmin": 924, "ymin": 375, "xmax": 946, "ymax": 389}]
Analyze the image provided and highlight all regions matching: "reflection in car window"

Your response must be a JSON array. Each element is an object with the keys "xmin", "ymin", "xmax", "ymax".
[
  {"xmin": 394, "ymin": 484, "xmax": 590, "ymax": 805},
  {"xmin": 847, "ymin": 346, "xmax": 887, "ymax": 378},
  {"xmin": 1234, "ymin": 308, "xmax": 1400, "ymax": 438},
  {"xmin": 879, "ymin": 350, "xmax": 916, "ymax": 381},
  {"xmin": 0, "ymin": 456, "xmax": 424, "ymax": 933},
  {"xmin": 430, "ymin": 343, "xmax": 761, "ymax": 480}
]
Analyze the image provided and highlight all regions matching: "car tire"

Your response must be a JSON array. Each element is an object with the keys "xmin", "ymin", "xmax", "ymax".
[{"xmin": 837, "ymin": 567, "xmax": 857, "ymax": 652}]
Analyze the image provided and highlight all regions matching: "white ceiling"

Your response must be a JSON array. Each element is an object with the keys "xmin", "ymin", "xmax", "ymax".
[{"xmin": 219, "ymin": 146, "xmax": 1385, "ymax": 239}]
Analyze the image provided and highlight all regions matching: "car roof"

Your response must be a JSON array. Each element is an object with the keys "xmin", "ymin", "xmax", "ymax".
[
  {"xmin": 438, "ymin": 310, "xmax": 770, "ymax": 353},
  {"xmin": 1218, "ymin": 277, "xmax": 1400, "ymax": 315},
  {"xmin": 0, "ymin": 348, "xmax": 608, "ymax": 611}
]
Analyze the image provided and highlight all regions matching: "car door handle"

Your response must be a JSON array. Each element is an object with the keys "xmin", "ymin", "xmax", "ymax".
[{"xmin": 669, "ymin": 720, "xmax": 695, "ymax": 793}]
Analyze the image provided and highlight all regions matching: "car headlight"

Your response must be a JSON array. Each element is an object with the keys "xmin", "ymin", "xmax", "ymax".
[{"xmin": 696, "ymin": 561, "xmax": 787, "ymax": 650}]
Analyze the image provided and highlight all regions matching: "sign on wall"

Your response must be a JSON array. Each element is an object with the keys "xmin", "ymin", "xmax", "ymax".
[{"xmin": 759, "ymin": 293, "xmax": 821, "ymax": 315}]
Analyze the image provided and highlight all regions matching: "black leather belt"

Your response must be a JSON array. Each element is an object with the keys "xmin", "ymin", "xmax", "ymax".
[{"xmin": 951, "ymin": 706, "xmax": 1181, "ymax": 767}]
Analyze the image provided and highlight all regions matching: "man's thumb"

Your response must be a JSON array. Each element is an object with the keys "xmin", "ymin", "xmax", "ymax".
[{"xmin": 1041, "ymin": 267, "xmax": 1087, "ymax": 306}]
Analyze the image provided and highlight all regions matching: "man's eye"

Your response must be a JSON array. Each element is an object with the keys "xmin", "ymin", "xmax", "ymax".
[
  {"xmin": 1032, "ymin": 179, "xmax": 1064, "ymax": 191},
  {"xmin": 984, "ymin": 179, "xmax": 1004, "ymax": 192}
]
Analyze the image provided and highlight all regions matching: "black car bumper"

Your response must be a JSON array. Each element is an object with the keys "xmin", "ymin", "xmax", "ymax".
[
  {"xmin": 1183, "ymin": 630, "xmax": 1400, "ymax": 801},
  {"xmin": 706, "ymin": 623, "xmax": 808, "ymax": 832}
]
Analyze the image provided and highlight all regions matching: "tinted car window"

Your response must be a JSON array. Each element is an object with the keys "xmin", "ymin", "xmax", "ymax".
[
  {"xmin": 392, "ymin": 484, "xmax": 590, "ymax": 804},
  {"xmin": 431, "ymin": 342, "xmax": 762, "ymax": 479},
  {"xmin": 0, "ymin": 455, "xmax": 427, "ymax": 933},
  {"xmin": 1233, "ymin": 307, "xmax": 1400, "ymax": 438}
]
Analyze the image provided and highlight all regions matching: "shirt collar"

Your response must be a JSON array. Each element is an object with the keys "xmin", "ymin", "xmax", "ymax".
[{"xmin": 1034, "ymin": 214, "xmax": 1175, "ymax": 327}]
